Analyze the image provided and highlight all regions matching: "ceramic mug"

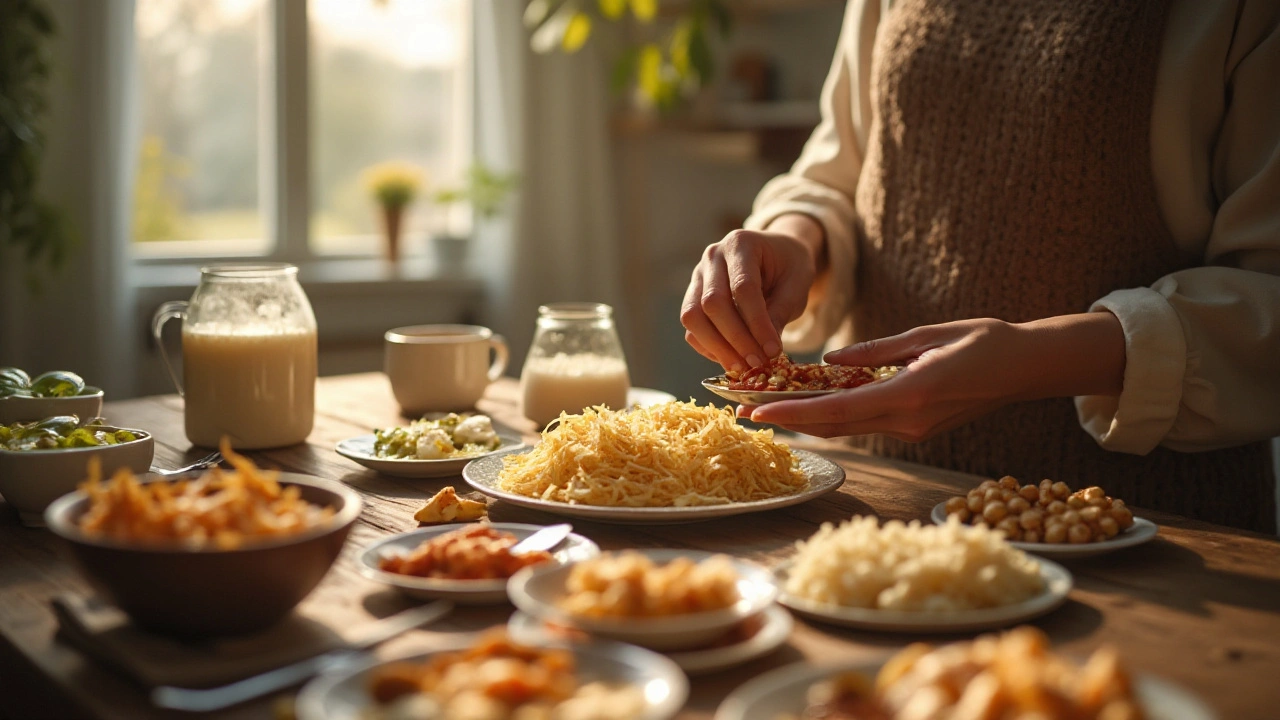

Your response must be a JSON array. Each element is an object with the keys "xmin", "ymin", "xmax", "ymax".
[{"xmin": 384, "ymin": 325, "xmax": 509, "ymax": 414}]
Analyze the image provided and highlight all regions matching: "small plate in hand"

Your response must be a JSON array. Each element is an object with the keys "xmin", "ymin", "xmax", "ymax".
[{"xmin": 702, "ymin": 378, "xmax": 840, "ymax": 406}]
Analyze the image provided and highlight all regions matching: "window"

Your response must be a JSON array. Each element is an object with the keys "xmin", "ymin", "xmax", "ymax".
[{"xmin": 132, "ymin": 0, "xmax": 471, "ymax": 261}]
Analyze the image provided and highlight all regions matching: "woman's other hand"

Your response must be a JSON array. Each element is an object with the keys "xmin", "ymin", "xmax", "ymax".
[
  {"xmin": 745, "ymin": 313, "xmax": 1127, "ymax": 440},
  {"xmin": 680, "ymin": 214, "xmax": 826, "ymax": 371}
]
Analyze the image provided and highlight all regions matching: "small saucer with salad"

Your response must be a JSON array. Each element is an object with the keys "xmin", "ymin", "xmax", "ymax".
[{"xmin": 336, "ymin": 413, "xmax": 524, "ymax": 478}]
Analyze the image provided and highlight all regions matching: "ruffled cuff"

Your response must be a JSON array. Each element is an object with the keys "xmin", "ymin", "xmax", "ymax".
[
  {"xmin": 1074, "ymin": 288, "xmax": 1187, "ymax": 455},
  {"xmin": 744, "ymin": 199, "xmax": 856, "ymax": 353}
]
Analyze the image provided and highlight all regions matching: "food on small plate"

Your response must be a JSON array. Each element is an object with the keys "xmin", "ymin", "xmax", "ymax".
[
  {"xmin": 364, "ymin": 630, "xmax": 646, "ymax": 720},
  {"xmin": 498, "ymin": 400, "xmax": 806, "ymax": 507},
  {"xmin": 559, "ymin": 551, "xmax": 740, "ymax": 618},
  {"xmin": 76, "ymin": 439, "xmax": 335, "ymax": 549},
  {"xmin": 1, "ymin": 415, "xmax": 138, "ymax": 451},
  {"xmin": 0, "ymin": 367, "xmax": 97, "ymax": 398},
  {"xmin": 374, "ymin": 413, "xmax": 501, "ymax": 460},
  {"xmin": 379, "ymin": 525, "xmax": 552, "ymax": 581},
  {"xmin": 778, "ymin": 627, "xmax": 1147, "ymax": 720},
  {"xmin": 785, "ymin": 516, "xmax": 1044, "ymax": 612},
  {"xmin": 414, "ymin": 485, "xmax": 488, "ymax": 523},
  {"xmin": 716, "ymin": 354, "xmax": 899, "ymax": 392},
  {"xmin": 943, "ymin": 476, "xmax": 1136, "ymax": 544}
]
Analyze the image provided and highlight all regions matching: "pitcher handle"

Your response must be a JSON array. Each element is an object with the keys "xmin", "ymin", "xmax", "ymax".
[
  {"xmin": 152, "ymin": 300, "xmax": 188, "ymax": 397},
  {"xmin": 487, "ymin": 334, "xmax": 509, "ymax": 382}
]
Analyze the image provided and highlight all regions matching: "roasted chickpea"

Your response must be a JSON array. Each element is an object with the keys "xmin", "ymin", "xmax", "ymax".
[
  {"xmin": 999, "ymin": 476, "xmax": 1020, "ymax": 491},
  {"xmin": 1098, "ymin": 516, "xmax": 1120, "ymax": 538},
  {"xmin": 1062, "ymin": 509, "xmax": 1082, "ymax": 526},
  {"xmin": 967, "ymin": 494, "xmax": 985, "ymax": 514},
  {"xmin": 1087, "ymin": 495, "xmax": 1110, "ymax": 508},
  {"xmin": 1068, "ymin": 524, "xmax": 1092, "ymax": 544},
  {"xmin": 978, "ymin": 479, "xmax": 1000, "ymax": 492},
  {"xmin": 1007, "ymin": 497, "xmax": 1030, "ymax": 515},
  {"xmin": 1067, "ymin": 495, "xmax": 1087, "ymax": 510},
  {"xmin": 1046, "ymin": 500, "xmax": 1068, "ymax": 515},
  {"xmin": 967, "ymin": 488, "xmax": 984, "ymax": 501},
  {"xmin": 1051, "ymin": 481, "xmax": 1071, "ymax": 499},
  {"xmin": 1039, "ymin": 489, "xmax": 1056, "ymax": 507},
  {"xmin": 1019, "ymin": 485, "xmax": 1040, "ymax": 502},
  {"xmin": 1019, "ymin": 509, "xmax": 1045, "ymax": 530},
  {"xmin": 983, "ymin": 501, "xmax": 1009, "ymax": 524},
  {"xmin": 1111, "ymin": 506, "xmax": 1134, "ymax": 529},
  {"xmin": 1039, "ymin": 478, "xmax": 1054, "ymax": 492},
  {"xmin": 1079, "ymin": 506, "xmax": 1102, "ymax": 523},
  {"xmin": 1044, "ymin": 523, "xmax": 1068, "ymax": 544},
  {"xmin": 1111, "ymin": 498, "xmax": 1127, "ymax": 509},
  {"xmin": 1001, "ymin": 488, "xmax": 1018, "ymax": 502},
  {"xmin": 954, "ymin": 507, "xmax": 972, "ymax": 523},
  {"xmin": 984, "ymin": 488, "xmax": 1003, "ymax": 503},
  {"xmin": 996, "ymin": 517, "xmax": 1022, "ymax": 540},
  {"xmin": 1083, "ymin": 486, "xmax": 1106, "ymax": 501},
  {"xmin": 945, "ymin": 496, "xmax": 968, "ymax": 515},
  {"xmin": 1022, "ymin": 530, "xmax": 1041, "ymax": 544}
]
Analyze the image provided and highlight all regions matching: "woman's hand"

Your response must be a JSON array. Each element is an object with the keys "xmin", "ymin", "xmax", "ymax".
[
  {"xmin": 680, "ymin": 214, "xmax": 826, "ymax": 372},
  {"xmin": 745, "ymin": 314, "xmax": 1127, "ymax": 440}
]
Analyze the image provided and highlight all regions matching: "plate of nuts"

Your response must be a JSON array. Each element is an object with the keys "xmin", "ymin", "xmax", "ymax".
[{"xmin": 932, "ymin": 476, "xmax": 1158, "ymax": 559}]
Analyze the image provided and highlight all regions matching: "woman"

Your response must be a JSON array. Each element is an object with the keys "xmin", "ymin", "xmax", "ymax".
[{"xmin": 680, "ymin": 0, "xmax": 1280, "ymax": 532}]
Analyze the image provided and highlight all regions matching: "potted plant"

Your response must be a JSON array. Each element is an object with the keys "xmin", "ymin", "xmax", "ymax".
[
  {"xmin": 360, "ymin": 161, "xmax": 425, "ymax": 262},
  {"xmin": 430, "ymin": 163, "xmax": 519, "ymax": 268}
]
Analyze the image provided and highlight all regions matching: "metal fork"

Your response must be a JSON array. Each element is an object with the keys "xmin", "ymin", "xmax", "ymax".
[{"xmin": 150, "ymin": 450, "xmax": 223, "ymax": 476}]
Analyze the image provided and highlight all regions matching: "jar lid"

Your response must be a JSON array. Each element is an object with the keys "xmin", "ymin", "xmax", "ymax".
[{"xmin": 537, "ymin": 302, "xmax": 613, "ymax": 319}]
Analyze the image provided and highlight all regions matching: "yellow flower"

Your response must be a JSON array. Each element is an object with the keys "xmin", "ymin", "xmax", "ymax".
[{"xmin": 361, "ymin": 162, "xmax": 426, "ymax": 209}]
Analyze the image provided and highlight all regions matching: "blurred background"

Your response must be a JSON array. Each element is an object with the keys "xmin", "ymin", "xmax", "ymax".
[{"xmin": 0, "ymin": 0, "xmax": 844, "ymax": 401}]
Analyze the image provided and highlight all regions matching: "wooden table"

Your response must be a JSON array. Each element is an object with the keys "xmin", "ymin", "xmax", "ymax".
[{"xmin": 2, "ymin": 374, "xmax": 1279, "ymax": 720}]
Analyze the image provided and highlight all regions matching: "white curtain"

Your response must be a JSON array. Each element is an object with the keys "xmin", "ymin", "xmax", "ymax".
[
  {"xmin": 471, "ymin": 0, "xmax": 627, "ymax": 373},
  {"xmin": 0, "ymin": 0, "xmax": 138, "ymax": 398}
]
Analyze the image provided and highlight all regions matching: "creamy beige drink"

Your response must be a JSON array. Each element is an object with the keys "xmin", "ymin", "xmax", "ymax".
[
  {"xmin": 183, "ymin": 328, "xmax": 317, "ymax": 449},
  {"xmin": 520, "ymin": 352, "xmax": 630, "ymax": 428}
]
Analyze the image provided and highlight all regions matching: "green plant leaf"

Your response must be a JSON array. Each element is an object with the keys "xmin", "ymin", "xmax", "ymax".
[{"xmin": 561, "ymin": 12, "xmax": 592, "ymax": 53}]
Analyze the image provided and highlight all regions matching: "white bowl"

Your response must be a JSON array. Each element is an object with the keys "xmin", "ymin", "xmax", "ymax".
[
  {"xmin": 507, "ymin": 548, "xmax": 778, "ymax": 651},
  {"xmin": 0, "ymin": 428, "xmax": 153, "ymax": 526},
  {"xmin": 0, "ymin": 389, "xmax": 104, "ymax": 424},
  {"xmin": 357, "ymin": 523, "xmax": 600, "ymax": 604}
]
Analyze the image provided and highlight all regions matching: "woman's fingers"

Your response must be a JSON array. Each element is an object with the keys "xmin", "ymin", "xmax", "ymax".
[
  {"xmin": 684, "ymin": 331, "xmax": 718, "ymax": 364},
  {"xmin": 701, "ymin": 254, "xmax": 768, "ymax": 367},
  {"xmin": 680, "ymin": 268, "xmax": 746, "ymax": 370},
  {"xmin": 825, "ymin": 328, "xmax": 930, "ymax": 367},
  {"xmin": 724, "ymin": 248, "xmax": 782, "ymax": 359}
]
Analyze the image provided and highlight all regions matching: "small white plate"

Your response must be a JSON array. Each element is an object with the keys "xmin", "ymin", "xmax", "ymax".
[
  {"xmin": 774, "ymin": 558, "xmax": 1072, "ymax": 633},
  {"xmin": 509, "ymin": 603, "xmax": 793, "ymax": 675},
  {"xmin": 335, "ymin": 432, "xmax": 524, "ymax": 479},
  {"xmin": 296, "ymin": 634, "xmax": 689, "ymax": 720},
  {"xmin": 701, "ymin": 379, "xmax": 840, "ymax": 406},
  {"xmin": 462, "ymin": 448, "xmax": 845, "ymax": 525},
  {"xmin": 715, "ymin": 659, "xmax": 1215, "ymax": 720},
  {"xmin": 507, "ymin": 549, "xmax": 779, "ymax": 651},
  {"xmin": 930, "ymin": 502, "xmax": 1159, "ymax": 559},
  {"xmin": 357, "ymin": 523, "xmax": 600, "ymax": 604}
]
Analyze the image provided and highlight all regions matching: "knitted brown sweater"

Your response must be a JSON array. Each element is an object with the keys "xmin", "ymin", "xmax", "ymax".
[{"xmin": 848, "ymin": 0, "xmax": 1275, "ymax": 532}]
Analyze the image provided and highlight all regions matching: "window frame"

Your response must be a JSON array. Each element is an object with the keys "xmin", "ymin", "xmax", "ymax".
[{"xmin": 132, "ymin": 0, "xmax": 475, "ymax": 268}]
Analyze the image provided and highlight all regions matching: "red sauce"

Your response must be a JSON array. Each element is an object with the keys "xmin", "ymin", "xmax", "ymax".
[{"xmin": 724, "ymin": 354, "xmax": 888, "ymax": 392}]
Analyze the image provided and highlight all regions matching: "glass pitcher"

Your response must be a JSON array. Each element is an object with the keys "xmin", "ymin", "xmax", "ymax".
[
  {"xmin": 520, "ymin": 303, "xmax": 630, "ymax": 428},
  {"xmin": 151, "ymin": 264, "xmax": 317, "ymax": 449}
]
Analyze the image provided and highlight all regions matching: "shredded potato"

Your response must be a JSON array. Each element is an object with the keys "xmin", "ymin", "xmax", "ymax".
[
  {"xmin": 559, "ymin": 552, "xmax": 740, "ymax": 618},
  {"xmin": 497, "ymin": 400, "xmax": 806, "ymax": 507},
  {"xmin": 76, "ymin": 439, "xmax": 335, "ymax": 549}
]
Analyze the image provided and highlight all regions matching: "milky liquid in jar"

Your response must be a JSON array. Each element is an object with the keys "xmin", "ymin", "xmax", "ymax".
[
  {"xmin": 521, "ymin": 352, "xmax": 630, "ymax": 428},
  {"xmin": 182, "ymin": 327, "xmax": 317, "ymax": 449}
]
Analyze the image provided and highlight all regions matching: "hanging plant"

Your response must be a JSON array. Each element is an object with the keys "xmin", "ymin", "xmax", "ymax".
[
  {"xmin": 524, "ymin": 0, "xmax": 732, "ymax": 111},
  {"xmin": 0, "ymin": 0, "xmax": 70, "ymax": 278}
]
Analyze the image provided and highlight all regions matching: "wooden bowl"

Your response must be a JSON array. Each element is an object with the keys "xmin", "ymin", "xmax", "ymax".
[{"xmin": 44, "ymin": 473, "xmax": 362, "ymax": 637}]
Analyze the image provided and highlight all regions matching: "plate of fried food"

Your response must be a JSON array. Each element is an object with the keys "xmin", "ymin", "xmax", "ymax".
[
  {"xmin": 775, "ymin": 516, "xmax": 1072, "ymax": 633},
  {"xmin": 701, "ymin": 354, "xmax": 901, "ymax": 406},
  {"xmin": 715, "ymin": 626, "xmax": 1214, "ymax": 720},
  {"xmin": 358, "ymin": 523, "xmax": 600, "ymax": 604},
  {"xmin": 336, "ymin": 412, "xmax": 524, "ymax": 478},
  {"xmin": 507, "ymin": 549, "xmax": 779, "ymax": 652},
  {"xmin": 461, "ymin": 400, "xmax": 845, "ymax": 524},
  {"xmin": 932, "ymin": 476, "xmax": 1159, "ymax": 559},
  {"xmin": 296, "ymin": 629, "xmax": 688, "ymax": 720}
]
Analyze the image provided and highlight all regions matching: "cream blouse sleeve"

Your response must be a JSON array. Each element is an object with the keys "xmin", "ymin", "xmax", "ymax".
[
  {"xmin": 1075, "ymin": 0, "xmax": 1280, "ymax": 454},
  {"xmin": 741, "ymin": 0, "xmax": 882, "ymax": 352}
]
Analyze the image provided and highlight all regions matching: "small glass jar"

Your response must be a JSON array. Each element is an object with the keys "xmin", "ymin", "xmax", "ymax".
[{"xmin": 520, "ymin": 303, "xmax": 630, "ymax": 428}]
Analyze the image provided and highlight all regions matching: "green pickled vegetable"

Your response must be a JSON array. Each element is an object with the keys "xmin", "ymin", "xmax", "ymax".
[
  {"xmin": 0, "ymin": 367, "xmax": 30, "ymax": 389},
  {"xmin": 1, "ymin": 415, "xmax": 142, "ymax": 452},
  {"xmin": 29, "ymin": 370, "xmax": 86, "ymax": 398}
]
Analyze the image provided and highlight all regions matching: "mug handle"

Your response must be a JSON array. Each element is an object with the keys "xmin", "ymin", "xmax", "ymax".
[
  {"xmin": 151, "ymin": 300, "xmax": 188, "ymax": 397},
  {"xmin": 487, "ymin": 334, "xmax": 509, "ymax": 382}
]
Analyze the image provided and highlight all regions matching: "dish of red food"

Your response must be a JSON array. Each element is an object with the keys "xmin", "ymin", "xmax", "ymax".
[{"xmin": 723, "ymin": 355, "xmax": 898, "ymax": 392}]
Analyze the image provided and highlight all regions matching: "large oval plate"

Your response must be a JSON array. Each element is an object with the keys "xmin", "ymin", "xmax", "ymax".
[
  {"xmin": 930, "ymin": 502, "xmax": 1159, "ymax": 559},
  {"xmin": 462, "ymin": 448, "xmax": 845, "ymax": 524},
  {"xmin": 356, "ymin": 523, "xmax": 600, "ymax": 604},
  {"xmin": 296, "ymin": 635, "xmax": 689, "ymax": 720},
  {"xmin": 335, "ymin": 432, "xmax": 525, "ymax": 479},
  {"xmin": 715, "ymin": 659, "xmax": 1215, "ymax": 720},
  {"xmin": 774, "ymin": 558, "xmax": 1072, "ymax": 633}
]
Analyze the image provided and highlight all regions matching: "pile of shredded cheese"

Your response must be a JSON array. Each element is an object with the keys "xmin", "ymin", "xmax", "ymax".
[{"xmin": 497, "ymin": 400, "xmax": 806, "ymax": 507}]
